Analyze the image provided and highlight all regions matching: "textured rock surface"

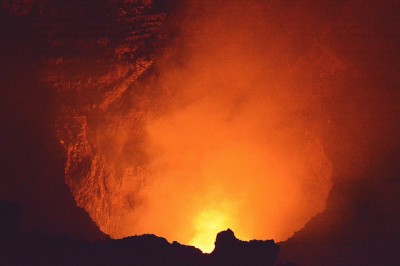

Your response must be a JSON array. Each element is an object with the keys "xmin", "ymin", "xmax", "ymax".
[
  {"xmin": 1, "ymin": 0, "xmax": 169, "ymax": 237},
  {"xmin": 47, "ymin": 1, "xmax": 167, "ymax": 237}
]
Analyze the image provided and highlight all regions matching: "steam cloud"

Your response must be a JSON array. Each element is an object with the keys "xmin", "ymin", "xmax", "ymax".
[
  {"xmin": 95, "ymin": 0, "xmax": 334, "ymax": 250},
  {"xmin": 58, "ymin": 0, "xmax": 399, "ymax": 253}
]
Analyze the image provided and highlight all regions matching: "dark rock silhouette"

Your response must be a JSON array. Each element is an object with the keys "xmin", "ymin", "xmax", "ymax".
[
  {"xmin": 211, "ymin": 229, "xmax": 279, "ymax": 266},
  {"xmin": 279, "ymin": 151, "xmax": 400, "ymax": 266},
  {"xmin": 0, "ymin": 200, "xmax": 21, "ymax": 235},
  {"xmin": 0, "ymin": 200, "xmax": 279, "ymax": 265}
]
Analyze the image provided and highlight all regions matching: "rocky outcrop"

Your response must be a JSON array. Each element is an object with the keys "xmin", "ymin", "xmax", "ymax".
[
  {"xmin": 211, "ymin": 229, "xmax": 279, "ymax": 266},
  {"xmin": 1, "ymin": 201, "xmax": 279, "ymax": 265}
]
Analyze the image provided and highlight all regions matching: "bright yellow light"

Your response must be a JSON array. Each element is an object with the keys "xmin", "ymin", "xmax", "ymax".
[{"xmin": 189, "ymin": 209, "xmax": 230, "ymax": 253}]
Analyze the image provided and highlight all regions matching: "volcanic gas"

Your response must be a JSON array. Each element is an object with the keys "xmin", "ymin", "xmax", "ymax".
[{"xmin": 53, "ymin": 0, "xmax": 336, "ymax": 253}]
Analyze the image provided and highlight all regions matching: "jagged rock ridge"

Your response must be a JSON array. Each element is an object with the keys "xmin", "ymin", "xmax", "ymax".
[{"xmin": 0, "ymin": 201, "xmax": 279, "ymax": 265}]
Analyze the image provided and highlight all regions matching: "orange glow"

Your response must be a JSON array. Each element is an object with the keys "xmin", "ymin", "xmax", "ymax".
[
  {"xmin": 58, "ymin": 1, "xmax": 336, "ymax": 253},
  {"xmin": 190, "ymin": 209, "xmax": 231, "ymax": 253}
]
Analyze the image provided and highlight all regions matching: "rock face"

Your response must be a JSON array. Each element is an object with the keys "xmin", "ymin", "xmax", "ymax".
[
  {"xmin": 1, "ymin": 0, "xmax": 170, "ymax": 238},
  {"xmin": 45, "ymin": 1, "xmax": 168, "ymax": 238}
]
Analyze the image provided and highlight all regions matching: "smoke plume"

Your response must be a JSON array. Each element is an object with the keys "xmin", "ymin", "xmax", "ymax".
[
  {"xmin": 79, "ymin": 0, "xmax": 336, "ymax": 251},
  {"xmin": 55, "ymin": 0, "xmax": 399, "ymax": 253}
]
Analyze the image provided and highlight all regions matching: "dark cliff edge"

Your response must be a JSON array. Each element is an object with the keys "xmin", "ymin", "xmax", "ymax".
[{"xmin": 0, "ymin": 200, "xmax": 280, "ymax": 265}]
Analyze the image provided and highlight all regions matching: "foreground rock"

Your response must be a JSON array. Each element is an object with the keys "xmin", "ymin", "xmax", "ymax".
[
  {"xmin": 211, "ymin": 229, "xmax": 279, "ymax": 265},
  {"xmin": 0, "ymin": 200, "xmax": 279, "ymax": 265}
]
